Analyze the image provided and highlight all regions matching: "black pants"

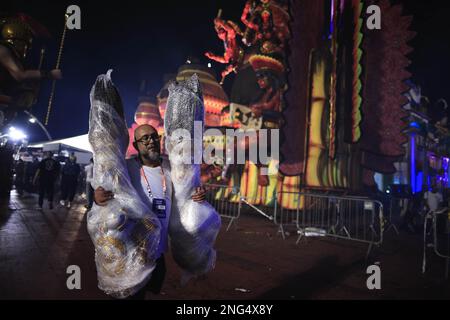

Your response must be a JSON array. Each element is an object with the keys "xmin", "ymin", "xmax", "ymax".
[
  {"xmin": 61, "ymin": 176, "xmax": 78, "ymax": 202},
  {"xmin": 125, "ymin": 255, "xmax": 166, "ymax": 300},
  {"xmin": 15, "ymin": 175, "xmax": 24, "ymax": 195},
  {"xmin": 86, "ymin": 184, "xmax": 94, "ymax": 208},
  {"xmin": 25, "ymin": 175, "xmax": 35, "ymax": 193},
  {"xmin": 38, "ymin": 179, "xmax": 55, "ymax": 206}
]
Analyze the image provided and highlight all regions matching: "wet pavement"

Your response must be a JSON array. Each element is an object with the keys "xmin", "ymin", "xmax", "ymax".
[{"xmin": 0, "ymin": 190, "xmax": 449, "ymax": 300}]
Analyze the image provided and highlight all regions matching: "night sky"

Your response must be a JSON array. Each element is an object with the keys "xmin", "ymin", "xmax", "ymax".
[
  {"xmin": 397, "ymin": 0, "xmax": 450, "ymax": 122},
  {"xmin": 3, "ymin": 0, "xmax": 450, "ymax": 142}
]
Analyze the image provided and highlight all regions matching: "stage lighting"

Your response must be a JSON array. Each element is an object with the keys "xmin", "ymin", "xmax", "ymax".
[{"xmin": 8, "ymin": 127, "xmax": 27, "ymax": 141}]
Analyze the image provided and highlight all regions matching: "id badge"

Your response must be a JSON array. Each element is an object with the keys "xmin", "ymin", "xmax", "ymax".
[{"xmin": 152, "ymin": 198, "xmax": 166, "ymax": 219}]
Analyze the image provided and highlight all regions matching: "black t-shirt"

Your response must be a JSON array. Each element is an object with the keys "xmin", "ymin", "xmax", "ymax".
[
  {"xmin": 38, "ymin": 158, "xmax": 60, "ymax": 181},
  {"xmin": 62, "ymin": 162, "xmax": 80, "ymax": 179}
]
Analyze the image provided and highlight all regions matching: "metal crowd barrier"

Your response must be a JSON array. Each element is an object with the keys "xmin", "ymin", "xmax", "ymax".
[
  {"xmin": 240, "ymin": 197, "xmax": 275, "ymax": 221},
  {"xmin": 204, "ymin": 184, "xmax": 241, "ymax": 231},
  {"xmin": 274, "ymin": 192, "xmax": 384, "ymax": 257},
  {"xmin": 422, "ymin": 208, "xmax": 450, "ymax": 279},
  {"xmin": 385, "ymin": 197, "xmax": 405, "ymax": 235}
]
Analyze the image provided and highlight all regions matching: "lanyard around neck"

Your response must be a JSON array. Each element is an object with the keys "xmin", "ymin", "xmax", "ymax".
[{"xmin": 140, "ymin": 165, "xmax": 166, "ymax": 199}]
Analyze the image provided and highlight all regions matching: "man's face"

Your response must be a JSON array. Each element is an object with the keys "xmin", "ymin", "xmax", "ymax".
[{"xmin": 134, "ymin": 125, "xmax": 161, "ymax": 162}]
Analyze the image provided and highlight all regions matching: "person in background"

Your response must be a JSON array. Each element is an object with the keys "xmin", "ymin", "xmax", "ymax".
[
  {"xmin": 0, "ymin": 142, "xmax": 14, "ymax": 199},
  {"xmin": 424, "ymin": 183, "xmax": 445, "ymax": 247},
  {"xmin": 424, "ymin": 183, "xmax": 443, "ymax": 213},
  {"xmin": 444, "ymin": 188, "xmax": 450, "ymax": 235},
  {"xmin": 25, "ymin": 157, "xmax": 39, "ymax": 193},
  {"xmin": 84, "ymin": 158, "xmax": 94, "ymax": 211},
  {"xmin": 59, "ymin": 154, "xmax": 81, "ymax": 209},
  {"xmin": 14, "ymin": 158, "xmax": 25, "ymax": 197},
  {"xmin": 34, "ymin": 151, "xmax": 60, "ymax": 210},
  {"xmin": 402, "ymin": 189, "xmax": 424, "ymax": 234}
]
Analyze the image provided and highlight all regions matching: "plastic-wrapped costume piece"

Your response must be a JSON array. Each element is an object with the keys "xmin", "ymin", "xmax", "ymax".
[
  {"xmin": 87, "ymin": 70, "xmax": 161, "ymax": 299},
  {"xmin": 165, "ymin": 74, "xmax": 221, "ymax": 282}
]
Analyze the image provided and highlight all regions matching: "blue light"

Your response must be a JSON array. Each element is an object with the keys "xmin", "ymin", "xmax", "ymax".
[
  {"xmin": 411, "ymin": 135, "xmax": 416, "ymax": 193},
  {"xmin": 410, "ymin": 122, "xmax": 421, "ymax": 129},
  {"xmin": 328, "ymin": 0, "xmax": 335, "ymax": 39},
  {"xmin": 416, "ymin": 172, "xmax": 423, "ymax": 193}
]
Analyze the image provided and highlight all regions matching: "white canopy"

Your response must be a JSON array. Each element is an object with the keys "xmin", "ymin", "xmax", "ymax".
[
  {"xmin": 28, "ymin": 134, "xmax": 93, "ymax": 164},
  {"xmin": 29, "ymin": 134, "xmax": 92, "ymax": 153}
]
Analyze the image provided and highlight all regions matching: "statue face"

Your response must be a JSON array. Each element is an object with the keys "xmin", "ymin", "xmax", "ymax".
[
  {"xmin": 261, "ymin": 10, "xmax": 271, "ymax": 24},
  {"xmin": 2, "ymin": 22, "xmax": 33, "ymax": 59},
  {"xmin": 257, "ymin": 76, "xmax": 269, "ymax": 89},
  {"xmin": 216, "ymin": 28, "xmax": 227, "ymax": 40},
  {"xmin": 6, "ymin": 39, "xmax": 31, "ymax": 59}
]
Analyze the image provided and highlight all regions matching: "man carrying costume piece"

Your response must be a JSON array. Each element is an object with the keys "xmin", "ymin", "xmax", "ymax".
[{"xmin": 94, "ymin": 124, "xmax": 206, "ymax": 299}]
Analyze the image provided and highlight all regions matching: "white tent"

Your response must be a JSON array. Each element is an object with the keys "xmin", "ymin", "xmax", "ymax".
[
  {"xmin": 29, "ymin": 134, "xmax": 92, "ymax": 152},
  {"xmin": 28, "ymin": 134, "xmax": 93, "ymax": 164}
]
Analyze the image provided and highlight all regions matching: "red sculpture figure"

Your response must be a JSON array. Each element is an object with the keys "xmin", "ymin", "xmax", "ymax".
[
  {"xmin": 241, "ymin": 0, "xmax": 259, "ymax": 46},
  {"xmin": 241, "ymin": 0, "xmax": 288, "ymax": 55},
  {"xmin": 253, "ymin": 73, "xmax": 283, "ymax": 187},
  {"xmin": 205, "ymin": 1, "xmax": 290, "ymax": 188},
  {"xmin": 250, "ymin": 73, "xmax": 282, "ymax": 118},
  {"xmin": 205, "ymin": 13, "xmax": 244, "ymax": 85}
]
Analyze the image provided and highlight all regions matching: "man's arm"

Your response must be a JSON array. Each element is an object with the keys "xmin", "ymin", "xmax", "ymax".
[
  {"xmin": 55, "ymin": 162, "xmax": 61, "ymax": 180},
  {"xmin": 423, "ymin": 192, "xmax": 430, "ymax": 211},
  {"xmin": 205, "ymin": 52, "xmax": 230, "ymax": 64},
  {"xmin": 439, "ymin": 193, "xmax": 444, "ymax": 208},
  {"xmin": 192, "ymin": 186, "xmax": 206, "ymax": 202},
  {"xmin": 241, "ymin": 0, "xmax": 259, "ymax": 31},
  {"xmin": 94, "ymin": 187, "xmax": 114, "ymax": 206},
  {"xmin": 76, "ymin": 164, "xmax": 81, "ymax": 180},
  {"xmin": 0, "ymin": 45, "xmax": 62, "ymax": 82},
  {"xmin": 94, "ymin": 181, "xmax": 205, "ymax": 207}
]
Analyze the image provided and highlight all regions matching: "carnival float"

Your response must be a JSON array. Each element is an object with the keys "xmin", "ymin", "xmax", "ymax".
[{"xmin": 127, "ymin": 0, "xmax": 415, "ymax": 210}]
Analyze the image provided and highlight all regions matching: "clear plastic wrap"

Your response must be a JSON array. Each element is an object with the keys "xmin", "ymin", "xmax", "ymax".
[
  {"xmin": 87, "ymin": 70, "xmax": 161, "ymax": 299},
  {"xmin": 165, "ymin": 74, "xmax": 221, "ymax": 282}
]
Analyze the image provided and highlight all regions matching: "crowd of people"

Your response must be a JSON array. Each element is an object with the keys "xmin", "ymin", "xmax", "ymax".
[{"xmin": 12, "ymin": 151, "xmax": 94, "ymax": 211}]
